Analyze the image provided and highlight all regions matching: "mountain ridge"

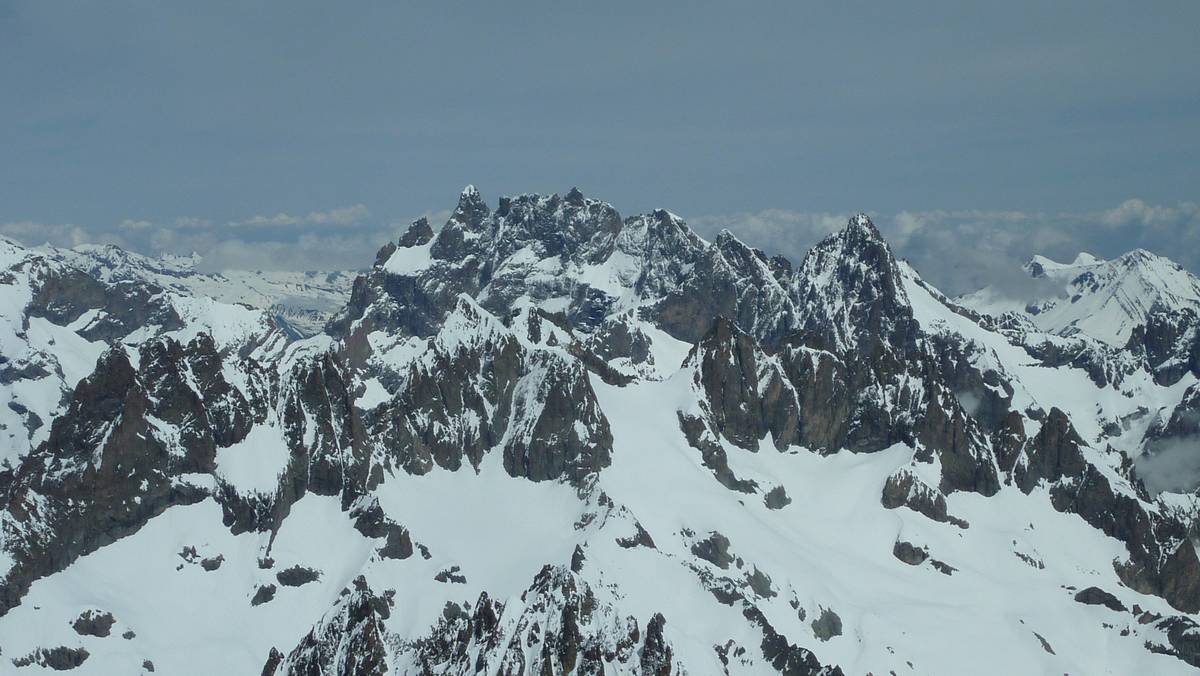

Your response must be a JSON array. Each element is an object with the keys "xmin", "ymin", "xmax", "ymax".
[{"xmin": 0, "ymin": 187, "xmax": 1199, "ymax": 674}]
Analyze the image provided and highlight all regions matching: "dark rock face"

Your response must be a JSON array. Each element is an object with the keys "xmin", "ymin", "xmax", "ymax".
[
  {"xmin": 987, "ymin": 408, "xmax": 1200, "ymax": 613},
  {"xmin": 362, "ymin": 298, "xmax": 612, "ymax": 486},
  {"xmin": 764, "ymin": 485, "xmax": 792, "ymax": 509},
  {"xmin": 251, "ymin": 585, "xmax": 277, "ymax": 607},
  {"xmin": 678, "ymin": 413, "xmax": 758, "ymax": 493},
  {"xmin": 12, "ymin": 646, "xmax": 90, "ymax": 670},
  {"xmin": 691, "ymin": 531, "xmax": 735, "ymax": 570},
  {"xmin": 1143, "ymin": 383, "xmax": 1200, "ymax": 457},
  {"xmin": 740, "ymin": 604, "xmax": 843, "ymax": 676},
  {"xmin": 880, "ymin": 468, "xmax": 968, "ymax": 529},
  {"xmin": 1047, "ymin": 459, "xmax": 1200, "ymax": 613},
  {"xmin": 689, "ymin": 317, "xmax": 799, "ymax": 450},
  {"xmin": 1015, "ymin": 408, "xmax": 1088, "ymax": 493},
  {"xmin": 433, "ymin": 566, "xmax": 466, "ymax": 584},
  {"xmin": 1151, "ymin": 615, "xmax": 1200, "ymax": 668},
  {"xmin": 585, "ymin": 314, "xmax": 654, "ymax": 367},
  {"xmin": 397, "ymin": 217, "xmax": 434, "ymax": 248},
  {"xmin": 71, "ymin": 609, "xmax": 115, "ymax": 637},
  {"xmin": 746, "ymin": 567, "xmax": 776, "ymax": 599},
  {"xmin": 282, "ymin": 350, "xmax": 368, "ymax": 504},
  {"xmin": 349, "ymin": 497, "xmax": 413, "ymax": 560},
  {"xmin": 276, "ymin": 565, "xmax": 321, "ymax": 587},
  {"xmin": 26, "ymin": 266, "xmax": 183, "ymax": 343},
  {"xmin": 1033, "ymin": 632, "xmax": 1055, "ymax": 655},
  {"xmin": 893, "ymin": 541, "xmax": 929, "ymax": 566},
  {"xmin": 640, "ymin": 613, "xmax": 673, "ymax": 676},
  {"xmin": 500, "ymin": 350, "xmax": 613, "ymax": 484},
  {"xmin": 1073, "ymin": 586, "xmax": 1126, "ymax": 612},
  {"xmin": 1128, "ymin": 306, "xmax": 1200, "ymax": 386},
  {"xmin": 616, "ymin": 521, "xmax": 656, "ymax": 550},
  {"xmin": 810, "ymin": 607, "xmax": 843, "ymax": 642}
]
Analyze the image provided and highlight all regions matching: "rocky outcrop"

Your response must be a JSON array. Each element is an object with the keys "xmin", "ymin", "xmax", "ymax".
[
  {"xmin": 264, "ymin": 576, "xmax": 391, "ymax": 676},
  {"xmin": 71, "ymin": 609, "xmax": 116, "ymax": 637},
  {"xmin": 1143, "ymin": 383, "xmax": 1200, "ymax": 455},
  {"xmin": 1014, "ymin": 408, "xmax": 1088, "ymax": 493},
  {"xmin": 281, "ymin": 350, "xmax": 369, "ymax": 503},
  {"xmin": 401, "ymin": 565, "xmax": 663, "ymax": 675},
  {"xmin": 11, "ymin": 645, "xmax": 90, "ymax": 670},
  {"xmin": 362, "ymin": 297, "xmax": 612, "ymax": 485},
  {"xmin": 26, "ymin": 265, "xmax": 183, "ymax": 343},
  {"xmin": 1128, "ymin": 306, "xmax": 1200, "ymax": 386},
  {"xmin": 880, "ymin": 468, "xmax": 965, "ymax": 527},
  {"xmin": 1073, "ymin": 586, "xmax": 1126, "ymax": 612},
  {"xmin": 687, "ymin": 317, "xmax": 799, "ymax": 451}
]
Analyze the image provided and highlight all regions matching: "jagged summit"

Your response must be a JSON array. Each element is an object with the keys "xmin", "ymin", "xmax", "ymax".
[
  {"xmin": 845, "ymin": 212, "xmax": 882, "ymax": 239},
  {"xmin": 565, "ymin": 185, "xmax": 586, "ymax": 205},
  {"xmin": 448, "ymin": 183, "xmax": 490, "ymax": 230}
]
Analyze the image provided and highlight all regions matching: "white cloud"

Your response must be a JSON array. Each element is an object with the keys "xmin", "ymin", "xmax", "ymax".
[
  {"xmin": 1101, "ymin": 199, "xmax": 1174, "ymax": 228},
  {"xmin": 307, "ymin": 204, "xmax": 370, "ymax": 225},
  {"xmin": 0, "ymin": 221, "xmax": 101, "ymax": 248},
  {"xmin": 238, "ymin": 212, "xmax": 301, "ymax": 227},
  {"xmin": 231, "ymin": 203, "xmax": 371, "ymax": 228}
]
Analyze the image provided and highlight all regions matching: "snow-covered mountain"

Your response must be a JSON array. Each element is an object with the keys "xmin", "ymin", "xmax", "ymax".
[
  {"xmin": 1, "ymin": 188, "xmax": 1200, "ymax": 674},
  {"xmin": 959, "ymin": 249, "xmax": 1200, "ymax": 347},
  {"xmin": 41, "ymin": 242, "xmax": 359, "ymax": 339}
]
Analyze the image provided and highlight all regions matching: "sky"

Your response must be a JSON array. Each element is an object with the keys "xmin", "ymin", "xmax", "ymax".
[{"xmin": 1, "ymin": 1, "xmax": 1198, "ymax": 295}]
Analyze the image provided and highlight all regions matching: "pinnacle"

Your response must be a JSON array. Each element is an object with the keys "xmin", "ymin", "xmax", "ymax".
[
  {"xmin": 452, "ymin": 184, "xmax": 490, "ymax": 228},
  {"xmin": 845, "ymin": 213, "xmax": 882, "ymax": 239}
]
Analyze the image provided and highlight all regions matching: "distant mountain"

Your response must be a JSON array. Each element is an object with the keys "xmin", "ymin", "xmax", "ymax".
[
  {"xmin": 43, "ymin": 242, "xmax": 359, "ymax": 338},
  {"xmin": 1, "ymin": 190, "xmax": 1199, "ymax": 674},
  {"xmin": 959, "ymin": 249, "xmax": 1200, "ymax": 347}
]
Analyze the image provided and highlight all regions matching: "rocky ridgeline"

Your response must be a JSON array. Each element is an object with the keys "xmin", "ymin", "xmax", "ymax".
[{"xmin": 1, "ymin": 187, "xmax": 1200, "ymax": 673}]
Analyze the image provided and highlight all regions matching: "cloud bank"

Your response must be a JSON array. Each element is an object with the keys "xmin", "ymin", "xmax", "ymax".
[{"xmin": 1, "ymin": 206, "xmax": 449, "ymax": 273}]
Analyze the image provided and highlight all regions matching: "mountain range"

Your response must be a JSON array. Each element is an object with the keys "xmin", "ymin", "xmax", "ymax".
[{"xmin": 1, "ymin": 186, "xmax": 1199, "ymax": 674}]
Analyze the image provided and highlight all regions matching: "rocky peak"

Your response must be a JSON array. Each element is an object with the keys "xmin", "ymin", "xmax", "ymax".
[
  {"xmin": 490, "ymin": 189, "xmax": 623, "ymax": 263},
  {"xmin": 397, "ymin": 217, "xmax": 433, "ymax": 248},
  {"xmin": 565, "ymin": 185, "xmax": 586, "ymax": 206},
  {"xmin": 846, "ymin": 212, "xmax": 882, "ymax": 239},
  {"xmin": 791, "ymin": 214, "xmax": 913, "ymax": 353},
  {"xmin": 452, "ymin": 184, "xmax": 490, "ymax": 230}
]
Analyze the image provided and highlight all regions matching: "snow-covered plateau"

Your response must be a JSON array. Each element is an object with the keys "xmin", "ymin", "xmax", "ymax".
[{"xmin": 2, "ymin": 186, "xmax": 1200, "ymax": 674}]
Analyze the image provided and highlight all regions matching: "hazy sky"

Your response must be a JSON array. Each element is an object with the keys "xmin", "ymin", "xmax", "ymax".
[{"xmin": 2, "ymin": 1, "xmax": 1198, "ymax": 294}]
